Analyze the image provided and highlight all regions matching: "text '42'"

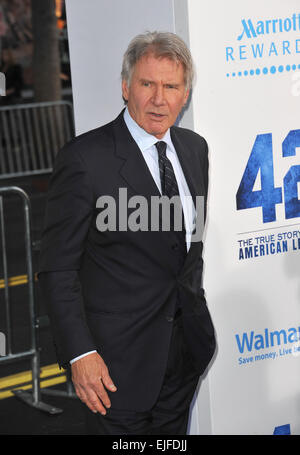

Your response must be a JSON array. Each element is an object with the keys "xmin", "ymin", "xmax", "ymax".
[{"xmin": 236, "ymin": 130, "xmax": 300, "ymax": 223}]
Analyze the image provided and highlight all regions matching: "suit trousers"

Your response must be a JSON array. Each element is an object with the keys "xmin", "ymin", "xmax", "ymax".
[{"xmin": 84, "ymin": 312, "xmax": 200, "ymax": 435}]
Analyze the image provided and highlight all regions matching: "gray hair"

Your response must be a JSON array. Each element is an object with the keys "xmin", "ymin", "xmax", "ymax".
[{"xmin": 121, "ymin": 31, "xmax": 194, "ymax": 90}]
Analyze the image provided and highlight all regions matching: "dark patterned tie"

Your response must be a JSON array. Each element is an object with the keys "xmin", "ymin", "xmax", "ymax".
[{"xmin": 155, "ymin": 141, "xmax": 187, "ymax": 258}]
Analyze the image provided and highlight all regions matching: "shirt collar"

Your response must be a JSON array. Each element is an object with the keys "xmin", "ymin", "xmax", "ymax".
[{"xmin": 124, "ymin": 107, "xmax": 174, "ymax": 153}]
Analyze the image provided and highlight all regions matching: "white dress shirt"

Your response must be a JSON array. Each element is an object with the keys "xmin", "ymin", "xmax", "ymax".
[{"xmin": 123, "ymin": 108, "xmax": 195, "ymax": 249}]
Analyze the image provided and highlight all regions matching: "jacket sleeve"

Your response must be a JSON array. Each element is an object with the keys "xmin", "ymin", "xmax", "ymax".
[
  {"xmin": 38, "ymin": 271, "xmax": 97, "ymax": 368},
  {"xmin": 37, "ymin": 145, "xmax": 97, "ymax": 367}
]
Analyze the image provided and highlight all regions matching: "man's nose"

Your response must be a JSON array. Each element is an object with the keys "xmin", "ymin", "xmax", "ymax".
[{"xmin": 151, "ymin": 85, "xmax": 165, "ymax": 105}]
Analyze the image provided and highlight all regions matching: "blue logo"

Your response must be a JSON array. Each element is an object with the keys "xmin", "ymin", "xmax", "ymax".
[
  {"xmin": 237, "ymin": 15, "xmax": 300, "ymax": 41},
  {"xmin": 235, "ymin": 324, "xmax": 300, "ymax": 366},
  {"xmin": 235, "ymin": 326, "xmax": 300, "ymax": 354},
  {"xmin": 236, "ymin": 130, "xmax": 300, "ymax": 262},
  {"xmin": 225, "ymin": 13, "xmax": 300, "ymax": 78}
]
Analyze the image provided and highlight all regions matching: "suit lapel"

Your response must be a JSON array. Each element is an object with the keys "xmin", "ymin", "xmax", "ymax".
[
  {"xmin": 170, "ymin": 128, "xmax": 205, "ymax": 264},
  {"xmin": 170, "ymin": 127, "xmax": 200, "ymax": 206},
  {"xmin": 112, "ymin": 111, "xmax": 161, "ymax": 201}
]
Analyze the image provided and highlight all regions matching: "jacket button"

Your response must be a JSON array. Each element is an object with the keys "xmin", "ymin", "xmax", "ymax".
[
  {"xmin": 166, "ymin": 316, "xmax": 174, "ymax": 322},
  {"xmin": 172, "ymin": 243, "xmax": 179, "ymax": 251}
]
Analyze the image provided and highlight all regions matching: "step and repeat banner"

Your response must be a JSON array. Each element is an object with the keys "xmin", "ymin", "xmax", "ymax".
[
  {"xmin": 65, "ymin": 0, "xmax": 300, "ymax": 435},
  {"xmin": 188, "ymin": 0, "xmax": 300, "ymax": 434}
]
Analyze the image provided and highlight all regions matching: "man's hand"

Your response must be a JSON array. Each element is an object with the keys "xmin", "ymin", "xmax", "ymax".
[{"xmin": 71, "ymin": 352, "xmax": 117, "ymax": 415}]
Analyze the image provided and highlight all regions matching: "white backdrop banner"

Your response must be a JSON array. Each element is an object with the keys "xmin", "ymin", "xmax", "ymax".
[{"xmin": 188, "ymin": 0, "xmax": 300, "ymax": 435}]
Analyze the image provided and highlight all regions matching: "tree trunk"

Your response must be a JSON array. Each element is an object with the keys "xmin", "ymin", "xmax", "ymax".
[{"xmin": 31, "ymin": 0, "xmax": 61, "ymax": 102}]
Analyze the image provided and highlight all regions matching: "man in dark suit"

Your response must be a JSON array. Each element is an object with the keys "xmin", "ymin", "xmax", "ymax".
[{"xmin": 38, "ymin": 31, "xmax": 215, "ymax": 435}]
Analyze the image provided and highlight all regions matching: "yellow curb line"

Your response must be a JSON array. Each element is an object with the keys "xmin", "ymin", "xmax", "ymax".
[
  {"xmin": 0, "ymin": 274, "xmax": 38, "ymax": 289},
  {"xmin": 0, "ymin": 363, "xmax": 66, "ymax": 400}
]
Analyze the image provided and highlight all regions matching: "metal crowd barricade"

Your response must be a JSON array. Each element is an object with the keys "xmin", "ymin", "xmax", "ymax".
[
  {"xmin": 0, "ymin": 186, "xmax": 76, "ymax": 414},
  {"xmin": 0, "ymin": 101, "xmax": 74, "ymax": 179},
  {"xmin": 0, "ymin": 186, "xmax": 62, "ymax": 413}
]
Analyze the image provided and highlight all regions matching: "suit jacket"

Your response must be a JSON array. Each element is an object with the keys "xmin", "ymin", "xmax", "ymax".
[{"xmin": 38, "ymin": 110, "xmax": 216, "ymax": 411}]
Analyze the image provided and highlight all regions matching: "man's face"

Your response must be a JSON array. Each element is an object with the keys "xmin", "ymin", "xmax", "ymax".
[{"xmin": 122, "ymin": 53, "xmax": 190, "ymax": 139}]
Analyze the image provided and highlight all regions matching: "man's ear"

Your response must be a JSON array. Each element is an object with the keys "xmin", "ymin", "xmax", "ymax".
[
  {"xmin": 183, "ymin": 88, "xmax": 190, "ymax": 106},
  {"xmin": 122, "ymin": 79, "xmax": 129, "ymax": 103}
]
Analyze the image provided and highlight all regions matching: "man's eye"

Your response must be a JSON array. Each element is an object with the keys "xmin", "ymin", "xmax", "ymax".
[{"xmin": 142, "ymin": 81, "xmax": 151, "ymax": 87}]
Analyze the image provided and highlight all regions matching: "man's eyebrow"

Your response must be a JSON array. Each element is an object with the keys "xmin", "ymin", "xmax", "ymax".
[
  {"xmin": 165, "ymin": 82, "xmax": 180, "ymax": 87},
  {"xmin": 139, "ymin": 78, "xmax": 180, "ymax": 86}
]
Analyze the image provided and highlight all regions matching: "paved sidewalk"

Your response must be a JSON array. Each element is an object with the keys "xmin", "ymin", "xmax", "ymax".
[{"xmin": 0, "ymin": 384, "xmax": 86, "ymax": 435}]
